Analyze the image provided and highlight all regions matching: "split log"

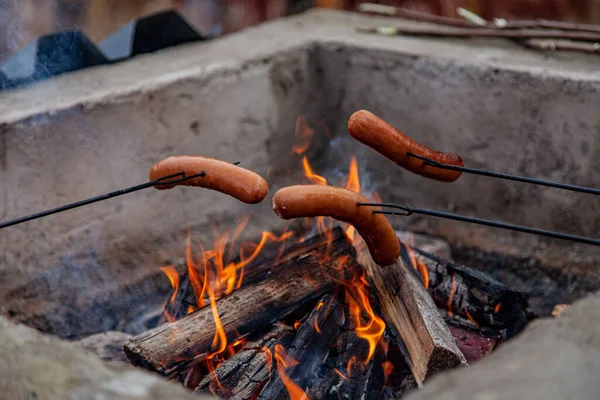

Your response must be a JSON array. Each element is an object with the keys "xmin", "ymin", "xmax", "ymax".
[
  {"xmin": 124, "ymin": 236, "xmax": 359, "ymax": 376},
  {"xmin": 358, "ymin": 249, "xmax": 466, "ymax": 388},
  {"xmin": 406, "ymin": 246, "xmax": 529, "ymax": 338},
  {"xmin": 258, "ymin": 294, "xmax": 343, "ymax": 399}
]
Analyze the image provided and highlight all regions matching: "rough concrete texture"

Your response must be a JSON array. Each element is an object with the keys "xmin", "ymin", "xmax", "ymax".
[
  {"xmin": 1, "ymin": 9, "xmax": 600, "ymax": 332},
  {"xmin": 0, "ymin": 315, "xmax": 209, "ymax": 400},
  {"xmin": 405, "ymin": 291, "xmax": 600, "ymax": 400}
]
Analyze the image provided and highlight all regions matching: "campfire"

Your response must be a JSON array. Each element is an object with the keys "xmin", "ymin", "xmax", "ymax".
[{"xmin": 118, "ymin": 114, "xmax": 529, "ymax": 399}]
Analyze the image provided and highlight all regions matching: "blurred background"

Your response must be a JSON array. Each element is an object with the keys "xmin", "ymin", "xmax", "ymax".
[{"xmin": 2, "ymin": 0, "xmax": 600, "ymax": 62}]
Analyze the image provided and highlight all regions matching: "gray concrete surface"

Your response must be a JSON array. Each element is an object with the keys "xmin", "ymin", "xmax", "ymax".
[
  {"xmin": 0, "ymin": 315, "xmax": 209, "ymax": 400},
  {"xmin": 1, "ymin": 8, "xmax": 599, "ymax": 336},
  {"xmin": 406, "ymin": 290, "xmax": 600, "ymax": 400}
]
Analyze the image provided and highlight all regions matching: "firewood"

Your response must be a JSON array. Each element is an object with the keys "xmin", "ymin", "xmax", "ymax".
[
  {"xmin": 408, "ymin": 247, "xmax": 529, "ymax": 338},
  {"xmin": 194, "ymin": 324, "xmax": 292, "ymax": 399},
  {"xmin": 358, "ymin": 249, "xmax": 467, "ymax": 388},
  {"xmin": 258, "ymin": 294, "xmax": 343, "ymax": 399},
  {"xmin": 124, "ymin": 236, "xmax": 359, "ymax": 376}
]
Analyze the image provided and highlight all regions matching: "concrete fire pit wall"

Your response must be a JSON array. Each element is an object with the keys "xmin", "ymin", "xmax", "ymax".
[{"xmin": 1, "ymin": 9, "xmax": 600, "ymax": 297}]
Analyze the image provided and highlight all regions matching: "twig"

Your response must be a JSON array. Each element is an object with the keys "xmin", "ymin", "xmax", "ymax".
[
  {"xmin": 357, "ymin": 3, "xmax": 600, "ymax": 34},
  {"xmin": 357, "ymin": 25, "xmax": 600, "ymax": 43},
  {"xmin": 523, "ymin": 39, "xmax": 600, "ymax": 53}
]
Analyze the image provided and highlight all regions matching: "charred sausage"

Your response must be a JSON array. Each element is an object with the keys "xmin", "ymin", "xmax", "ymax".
[
  {"xmin": 272, "ymin": 185, "xmax": 400, "ymax": 266},
  {"xmin": 149, "ymin": 156, "xmax": 269, "ymax": 204},
  {"xmin": 348, "ymin": 110, "xmax": 464, "ymax": 182}
]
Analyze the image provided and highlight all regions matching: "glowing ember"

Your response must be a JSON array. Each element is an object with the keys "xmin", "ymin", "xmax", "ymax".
[
  {"xmin": 382, "ymin": 360, "xmax": 394, "ymax": 386},
  {"xmin": 334, "ymin": 368, "xmax": 348, "ymax": 381},
  {"xmin": 293, "ymin": 116, "xmax": 315, "ymax": 156},
  {"xmin": 274, "ymin": 344, "xmax": 309, "ymax": 400},
  {"xmin": 494, "ymin": 302, "xmax": 502, "ymax": 313},
  {"xmin": 401, "ymin": 242, "xmax": 430, "ymax": 289},
  {"xmin": 464, "ymin": 308, "xmax": 480, "ymax": 328}
]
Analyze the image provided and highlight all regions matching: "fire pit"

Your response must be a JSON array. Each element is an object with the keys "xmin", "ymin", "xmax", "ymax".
[{"xmin": 1, "ymin": 8, "xmax": 599, "ymax": 400}]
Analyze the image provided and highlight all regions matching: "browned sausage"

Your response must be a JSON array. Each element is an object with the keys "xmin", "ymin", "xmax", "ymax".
[
  {"xmin": 272, "ymin": 185, "xmax": 400, "ymax": 266},
  {"xmin": 348, "ymin": 110, "xmax": 464, "ymax": 182},
  {"xmin": 149, "ymin": 156, "xmax": 269, "ymax": 204}
]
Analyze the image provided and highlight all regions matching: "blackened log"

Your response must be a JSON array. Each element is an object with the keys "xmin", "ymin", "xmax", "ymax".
[
  {"xmin": 124, "ymin": 238, "xmax": 359, "ymax": 376},
  {"xmin": 258, "ymin": 295, "xmax": 343, "ymax": 399},
  {"xmin": 359, "ymin": 249, "xmax": 466, "ymax": 388},
  {"xmin": 193, "ymin": 324, "xmax": 292, "ymax": 399},
  {"xmin": 406, "ymin": 245, "xmax": 529, "ymax": 339}
]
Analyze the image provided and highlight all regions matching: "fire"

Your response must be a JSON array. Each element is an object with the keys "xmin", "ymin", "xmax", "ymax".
[
  {"xmin": 160, "ymin": 266, "xmax": 180, "ymax": 323},
  {"xmin": 494, "ymin": 302, "xmax": 502, "ymax": 313},
  {"xmin": 345, "ymin": 274, "xmax": 386, "ymax": 363},
  {"xmin": 302, "ymin": 156, "xmax": 328, "ymax": 186},
  {"xmin": 344, "ymin": 156, "xmax": 360, "ymax": 241},
  {"xmin": 293, "ymin": 116, "xmax": 314, "ymax": 155},
  {"xmin": 382, "ymin": 360, "xmax": 394, "ymax": 386},
  {"xmin": 274, "ymin": 344, "xmax": 309, "ymax": 400},
  {"xmin": 447, "ymin": 275, "xmax": 457, "ymax": 317},
  {"xmin": 401, "ymin": 241, "xmax": 430, "ymax": 289}
]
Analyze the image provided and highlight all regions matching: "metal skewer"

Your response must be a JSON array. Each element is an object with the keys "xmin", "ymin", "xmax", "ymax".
[
  {"xmin": 0, "ymin": 171, "xmax": 206, "ymax": 230},
  {"xmin": 357, "ymin": 202, "xmax": 600, "ymax": 247},
  {"xmin": 407, "ymin": 153, "xmax": 600, "ymax": 196}
]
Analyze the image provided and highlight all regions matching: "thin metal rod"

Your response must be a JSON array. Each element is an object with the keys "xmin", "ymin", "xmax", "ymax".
[
  {"xmin": 0, "ymin": 171, "xmax": 206, "ymax": 230},
  {"xmin": 358, "ymin": 202, "xmax": 600, "ymax": 247},
  {"xmin": 408, "ymin": 153, "xmax": 600, "ymax": 196}
]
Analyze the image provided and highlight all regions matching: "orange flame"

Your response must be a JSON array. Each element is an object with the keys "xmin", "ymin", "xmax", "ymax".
[
  {"xmin": 447, "ymin": 275, "xmax": 457, "ymax": 317},
  {"xmin": 464, "ymin": 308, "xmax": 480, "ymax": 328},
  {"xmin": 382, "ymin": 361, "xmax": 394, "ymax": 386},
  {"xmin": 344, "ymin": 156, "xmax": 360, "ymax": 242},
  {"xmin": 293, "ymin": 116, "xmax": 315, "ymax": 155},
  {"xmin": 494, "ymin": 302, "xmax": 502, "ymax": 313},
  {"xmin": 401, "ymin": 242, "xmax": 430, "ymax": 289},
  {"xmin": 334, "ymin": 368, "xmax": 348, "ymax": 381},
  {"xmin": 345, "ymin": 274, "xmax": 386, "ymax": 363},
  {"xmin": 274, "ymin": 344, "xmax": 309, "ymax": 400},
  {"xmin": 302, "ymin": 156, "xmax": 328, "ymax": 186},
  {"xmin": 160, "ymin": 266, "xmax": 180, "ymax": 323}
]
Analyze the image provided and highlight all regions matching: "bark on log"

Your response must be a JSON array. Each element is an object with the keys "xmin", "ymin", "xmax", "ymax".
[
  {"xmin": 124, "ymin": 236, "xmax": 359, "ymax": 376},
  {"xmin": 358, "ymin": 249, "xmax": 466, "ymax": 388},
  {"xmin": 407, "ymin": 246, "xmax": 529, "ymax": 338},
  {"xmin": 193, "ymin": 324, "xmax": 292, "ymax": 399},
  {"xmin": 258, "ymin": 294, "xmax": 343, "ymax": 399}
]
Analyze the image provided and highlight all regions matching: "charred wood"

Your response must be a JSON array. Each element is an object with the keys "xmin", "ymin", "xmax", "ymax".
[
  {"xmin": 406, "ymin": 245, "xmax": 529, "ymax": 338},
  {"xmin": 124, "ymin": 237, "xmax": 359, "ymax": 376},
  {"xmin": 359, "ymin": 249, "xmax": 466, "ymax": 388},
  {"xmin": 258, "ymin": 294, "xmax": 343, "ymax": 399},
  {"xmin": 193, "ymin": 324, "xmax": 292, "ymax": 399}
]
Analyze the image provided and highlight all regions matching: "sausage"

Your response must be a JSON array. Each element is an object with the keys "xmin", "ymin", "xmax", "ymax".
[
  {"xmin": 149, "ymin": 156, "xmax": 269, "ymax": 204},
  {"xmin": 272, "ymin": 185, "xmax": 400, "ymax": 266},
  {"xmin": 348, "ymin": 110, "xmax": 464, "ymax": 182}
]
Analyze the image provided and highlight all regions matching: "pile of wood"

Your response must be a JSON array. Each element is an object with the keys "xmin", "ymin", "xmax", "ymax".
[{"xmin": 123, "ymin": 227, "xmax": 528, "ymax": 399}]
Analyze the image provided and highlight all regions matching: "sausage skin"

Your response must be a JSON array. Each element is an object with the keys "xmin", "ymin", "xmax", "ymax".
[
  {"xmin": 272, "ymin": 185, "xmax": 400, "ymax": 266},
  {"xmin": 348, "ymin": 110, "xmax": 464, "ymax": 182},
  {"xmin": 149, "ymin": 156, "xmax": 269, "ymax": 204}
]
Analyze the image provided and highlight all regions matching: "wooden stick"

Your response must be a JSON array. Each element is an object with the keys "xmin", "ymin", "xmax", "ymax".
[
  {"xmin": 523, "ymin": 39, "xmax": 600, "ymax": 54},
  {"xmin": 358, "ymin": 249, "xmax": 466, "ymax": 387},
  {"xmin": 358, "ymin": 25, "xmax": 600, "ymax": 43},
  {"xmin": 124, "ymin": 238, "xmax": 359, "ymax": 376},
  {"xmin": 407, "ymin": 247, "xmax": 529, "ymax": 338}
]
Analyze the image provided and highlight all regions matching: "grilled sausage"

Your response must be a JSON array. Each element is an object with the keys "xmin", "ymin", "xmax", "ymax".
[
  {"xmin": 348, "ymin": 110, "xmax": 464, "ymax": 182},
  {"xmin": 272, "ymin": 185, "xmax": 400, "ymax": 266},
  {"xmin": 149, "ymin": 156, "xmax": 269, "ymax": 204}
]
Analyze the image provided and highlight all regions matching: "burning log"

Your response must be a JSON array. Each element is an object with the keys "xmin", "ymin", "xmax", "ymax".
[
  {"xmin": 124, "ymin": 234, "xmax": 359, "ymax": 376},
  {"xmin": 258, "ymin": 294, "xmax": 343, "ymax": 399},
  {"xmin": 406, "ymin": 246, "xmax": 529, "ymax": 338},
  {"xmin": 193, "ymin": 324, "xmax": 291, "ymax": 399},
  {"xmin": 358, "ymin": 249, "xmax": 467, "ymax": 388}
]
